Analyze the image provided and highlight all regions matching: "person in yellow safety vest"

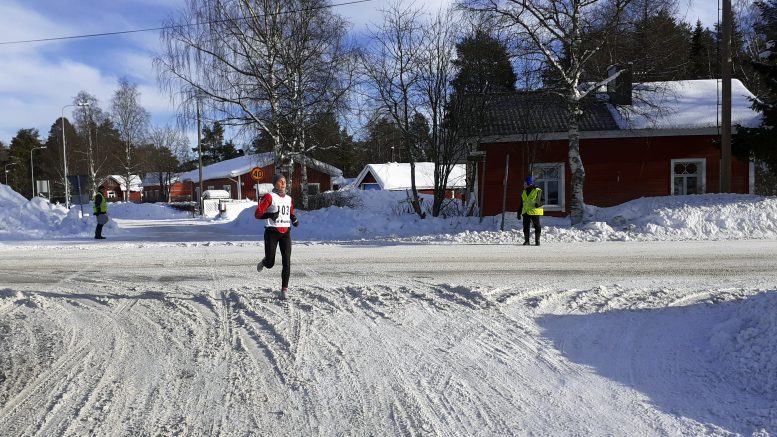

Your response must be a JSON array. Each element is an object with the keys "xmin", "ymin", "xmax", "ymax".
[
  {"xmin": 519, "ymin": 176, "xmax": 544, "ymax": 246},
  {"xmin": 93, "ymin": 185, "xmax": 108, "ymax": 239}
]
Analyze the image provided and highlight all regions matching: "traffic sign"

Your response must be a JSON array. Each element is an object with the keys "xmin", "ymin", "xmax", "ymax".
[{"xmin": 250, "ymin": 167, "xmax": 264, "ymax": 181}]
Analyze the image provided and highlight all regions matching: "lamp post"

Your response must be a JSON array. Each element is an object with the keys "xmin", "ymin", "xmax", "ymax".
[
  {"xmin": 61, "ymin": 101, "xmax": 90, "ymax": 208},
  {"xmin": 4, "ymin": 162, "xmax": 17, "ymax": 185},
  {"xmin": 30, "ymin": 146, "xmax": 45, "ymax": 197}
]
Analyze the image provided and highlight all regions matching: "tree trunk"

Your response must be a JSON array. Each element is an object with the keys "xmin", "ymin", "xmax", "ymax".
[
  {"xmin": 408, "ymin": 161, "xmax": 425, "ymax": 218},
  {"xmin": 567, "ymin": 98, "xmax": 585, "ymax": 225},
  {"xmin": 300, "ymin": 158, "xmax": 309, "ymax": 210}
]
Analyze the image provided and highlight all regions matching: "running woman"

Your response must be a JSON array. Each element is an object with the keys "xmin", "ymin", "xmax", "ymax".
[{"xmin": 255, "ymin": 173, "xmax": 299, "ymax": 299}]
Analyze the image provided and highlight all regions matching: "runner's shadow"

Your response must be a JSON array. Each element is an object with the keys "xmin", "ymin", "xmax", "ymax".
[{"xmin": 537, "ymin": 292, "xmax": 777, "ymax": 435}]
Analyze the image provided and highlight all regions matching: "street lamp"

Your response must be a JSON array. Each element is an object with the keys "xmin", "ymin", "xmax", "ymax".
[
  {"xmin": 30, "ymin": 146, "xmax": 45, "ymax": 197},
  {"xmin": 61, "ymin": 101, "xmax": 90, "ymax": 209},
  {"xmin": 4, "ymin": 161, "xmax": 18, "ymax": 185}
]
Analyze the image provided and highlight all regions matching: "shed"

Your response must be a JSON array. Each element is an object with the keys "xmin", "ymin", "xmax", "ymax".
[{"xmin": 353, "ymin": 162, "xmax": 466, "ymax": 198}]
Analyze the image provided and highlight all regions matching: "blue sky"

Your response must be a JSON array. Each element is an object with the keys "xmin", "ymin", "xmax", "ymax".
[{"xmin": 0, "ymin": 0, "xmax": 723, "ymax": 148}]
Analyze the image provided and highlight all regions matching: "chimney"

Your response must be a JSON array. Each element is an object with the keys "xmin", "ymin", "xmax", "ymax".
[{"xmin": 607, "ymin": 63, "xmax": 633, "ymax": 105}]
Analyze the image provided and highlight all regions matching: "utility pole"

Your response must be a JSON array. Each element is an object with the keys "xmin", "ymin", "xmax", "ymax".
[
  {"xmin": 721, "ymin": 0, "xmax": 733, "ymax": 192},
  {"xmin": 197, "ymin": 99, "xmax": 204, "ymax": 215}
]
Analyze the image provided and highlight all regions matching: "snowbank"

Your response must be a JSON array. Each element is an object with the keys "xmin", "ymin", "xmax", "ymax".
[
  {"xmin": 2, "ymin": 182, "xmax": 777, "ymax": 244},
  {"xmin": 709, "ymin": 292, "xmax": 777, "ymax": 402},
  {"xmin": 229, "ymin": 189, "xmax": 492, "ymax": 241},
  {"xmin": 402, "ymin": 193, "xmax": 777, "ymax": 244},
  {"xmin": 0, "ymin": 184, "xmax": 185, "ymax": 240}
]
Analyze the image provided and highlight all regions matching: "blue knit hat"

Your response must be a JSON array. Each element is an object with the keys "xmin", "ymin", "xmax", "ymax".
[
  {"xmin": 525, "ymin": 176, "xmax": 534, "ymax": 185},
  {"xmin": 272, "ymin": 173, "xmax": 286, "ymax": 185}
]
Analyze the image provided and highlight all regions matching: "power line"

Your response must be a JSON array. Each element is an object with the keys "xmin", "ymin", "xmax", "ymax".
[{"xmin": 0, "ymin": 0, "xmax": 372, "ymax": 46}]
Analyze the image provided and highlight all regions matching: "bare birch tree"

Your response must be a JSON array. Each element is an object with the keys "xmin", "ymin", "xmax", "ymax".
[
  {"xmin": 461, "ymin": 0, "xmax": 632, "ymax": 225},
  {"xmin": 72, "ymin": 91, "xmax": 112, "ymax": 193},
  {"xmin": 279, "ymin": 0, "xmax": 356, "ymax": 209},
  {"xmin": 417, "ymin": 7, "xmax": 469, "ymax": 217},
  {"xmin": 361, "ymin": 1, "xmax": 427, "ymax": 218},
  {"xmin": 111, "ymin": 77, "xmax": 150, "ymax": 201},
  {"xmin": 147, "ymin": 125, "xmax": 191, "ymax": 202},
  {"xmin": 156, "ymin": 0, "xmax": 292, "ymax": 171}
]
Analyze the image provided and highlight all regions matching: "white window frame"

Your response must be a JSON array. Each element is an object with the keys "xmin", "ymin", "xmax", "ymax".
[
  {"xmin": 531, "ymin": 162, "xmax": 565, "ymax": 212},
  {"xmin": 671, "ymin": 158, "xmax": 706, "ymax": 195},
  {"xmin": 106, "ymin": 190, "xmax": 116, "ymax": 199}
]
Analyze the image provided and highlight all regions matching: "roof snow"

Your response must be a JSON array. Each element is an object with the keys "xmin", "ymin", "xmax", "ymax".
[
  {"xmin": 179, "ymin": 153, "xmax": 275, "ymax": 183},
  {"xmin": 107, "ymin": 175, "xmax": 142, "ymax": 192},
  {"xmin": 353, "ymin": 162, "xmax": 467, "ymax": 191},
  {"xmin": 179, "ymin": 153, "xmax": 342, "ymax": 183},
  {"xmin": 615, "ymin": 79, "xmax": 762, "ymax": 130}
]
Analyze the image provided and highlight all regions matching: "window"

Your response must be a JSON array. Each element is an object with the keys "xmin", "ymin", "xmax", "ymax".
[
  {"xmin": 671, "ymin": 159, "xmax": 705, "ymax": 195},
  {"xmin": 531, "ymin": 163, "xmax": 564, "ymax": 211},
  {"xmin": 307, "ymin": 183, "xmax": 320, "ymax": 195},
  {"xmin": 223, "ymin": 185, "xmax": 231, "ymax": 193},
  {"xmin": 361, "ymin": 183, "xmax": 381, "ymax": 191},
  {"xmin": 207, "ymin": 185, "xmax": 215, "ymax": 191},
  {"xmin": 107, "ymin": 190, "xmax": 116, "ymax": 199}
]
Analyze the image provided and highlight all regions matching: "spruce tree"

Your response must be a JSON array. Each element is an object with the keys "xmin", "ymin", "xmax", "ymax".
[
  {"xmin": 733, "ymin": 0, "xmax": 777, "ymax": 193},
  {"xmin": 451, "ymin": 31, "xmax": 516, "ymax": 95},
  {"xmin": 689, "ymin": 20, "xmax": 716, "ymax": 79}
]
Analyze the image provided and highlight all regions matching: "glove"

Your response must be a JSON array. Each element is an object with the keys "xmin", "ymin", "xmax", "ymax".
[
  {"xmin": 291, "ymin": 215, "xmax": 299, "ymax": 227},
  {"xmin": 261, "ymin": 211, "xmax": 279, "ymax": 221}
]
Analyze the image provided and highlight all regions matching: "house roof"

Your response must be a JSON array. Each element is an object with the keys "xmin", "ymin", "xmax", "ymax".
[
  {"xmin": 466, "ymin": 79, "xmax": 762, "ymax": 141},
  {"xmin": 464, "ymin": 91, "xmax": 620, "ymax": 138},
  {"xmin": 617, "ymin": 79, "xmax": 762, "ymax": 130},
  {"xmin": 178, "ymin": 152, "xmax": 342, "ymax": 183},
  {"xmin": 353, "ymin": 162, "xmax": 467, "ymax": 191}
]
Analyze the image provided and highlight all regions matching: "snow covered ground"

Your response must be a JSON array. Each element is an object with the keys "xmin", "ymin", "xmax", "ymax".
[{"xmin": 1, "ymin": 183, "xmax": 776, "ymax": 436}]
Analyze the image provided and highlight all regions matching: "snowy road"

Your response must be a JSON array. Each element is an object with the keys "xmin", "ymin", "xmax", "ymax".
[{"xmin": 1, "ymin": 238, "xmax": 776, "ymax": 436}]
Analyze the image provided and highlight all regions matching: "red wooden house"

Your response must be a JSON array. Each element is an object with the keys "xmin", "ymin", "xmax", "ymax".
[
  {"xmin": 175, "ymin": 152, "xmax": 342, "ymax": 202},
  {"xmin": 469, "ymin": 79, "xmax": 762, "ymax": 217},
  {"xmin": 141, "ymin": 176, "xmax": 190, "ymax": 203},
  {"xmin": 100, "ymin": 175, "xmax": 143, "ymax": 202}
]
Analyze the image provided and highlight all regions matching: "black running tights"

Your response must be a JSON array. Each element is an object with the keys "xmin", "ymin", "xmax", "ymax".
[{"xmin": 263, "ymin": 228, "xmax": 292, "ymax": 288}]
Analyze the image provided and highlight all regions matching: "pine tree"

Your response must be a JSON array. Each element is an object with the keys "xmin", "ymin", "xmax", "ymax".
[
  {"xmin": 688, "ymin": 20, "xmax": 716, "ymax": 79},
  {"xmin": 9, "ymin": 129, "xmax": 43, "ymax": 198},
  {"xmin": 451, "ymin": 30, "xmax": 516, "ymax": 95},
  {"xmin": 732, "ymin": 0, "xmax": 777, "ymax": 194},
  {"xmin": 581, "ymin": 8, "xmax": 693, "ymax": 82},
  {"xmin": 200, "ymin": 122, "xmax": 240, "ymax": 164}
]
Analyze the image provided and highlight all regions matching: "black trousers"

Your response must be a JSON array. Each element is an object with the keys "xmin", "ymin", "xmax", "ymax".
[
  {"xmin": 95, "ymin": 214, "xmax": 104, "ymax": 238},
  {"xmin": 522, "ymin": 214, "xmax": 541, "ymax": 241},
  {"xmin": 262, "ymin": 227, "xmax": 292, "ymax": 288}
]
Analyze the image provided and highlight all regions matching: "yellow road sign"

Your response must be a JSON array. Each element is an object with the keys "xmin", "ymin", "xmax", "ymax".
[{"xmin": 250, "ymin": 167, "xmax": 264, "ymax": 181}]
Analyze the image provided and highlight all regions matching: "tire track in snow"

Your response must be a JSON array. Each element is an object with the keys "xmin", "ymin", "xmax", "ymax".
[{"xmin": 0, "ymin": 296, "xmax": 138, "ymax": 435}]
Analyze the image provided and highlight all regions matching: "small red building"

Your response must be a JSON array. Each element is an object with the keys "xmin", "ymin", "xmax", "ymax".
[
  {"xmin": 175, "ymin": 152, "xmax": 342, "ymax": 201},
  {"xmin": 470, "ymin": 79, "xmax": 762, "ymax": 217},
  {"xmin": 101, "ymin": 175, "xmax": 143, "ymax": 202},
  {"xmin": 142, "ymin": 176, "xmax": 190, "ymax": 203}
]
